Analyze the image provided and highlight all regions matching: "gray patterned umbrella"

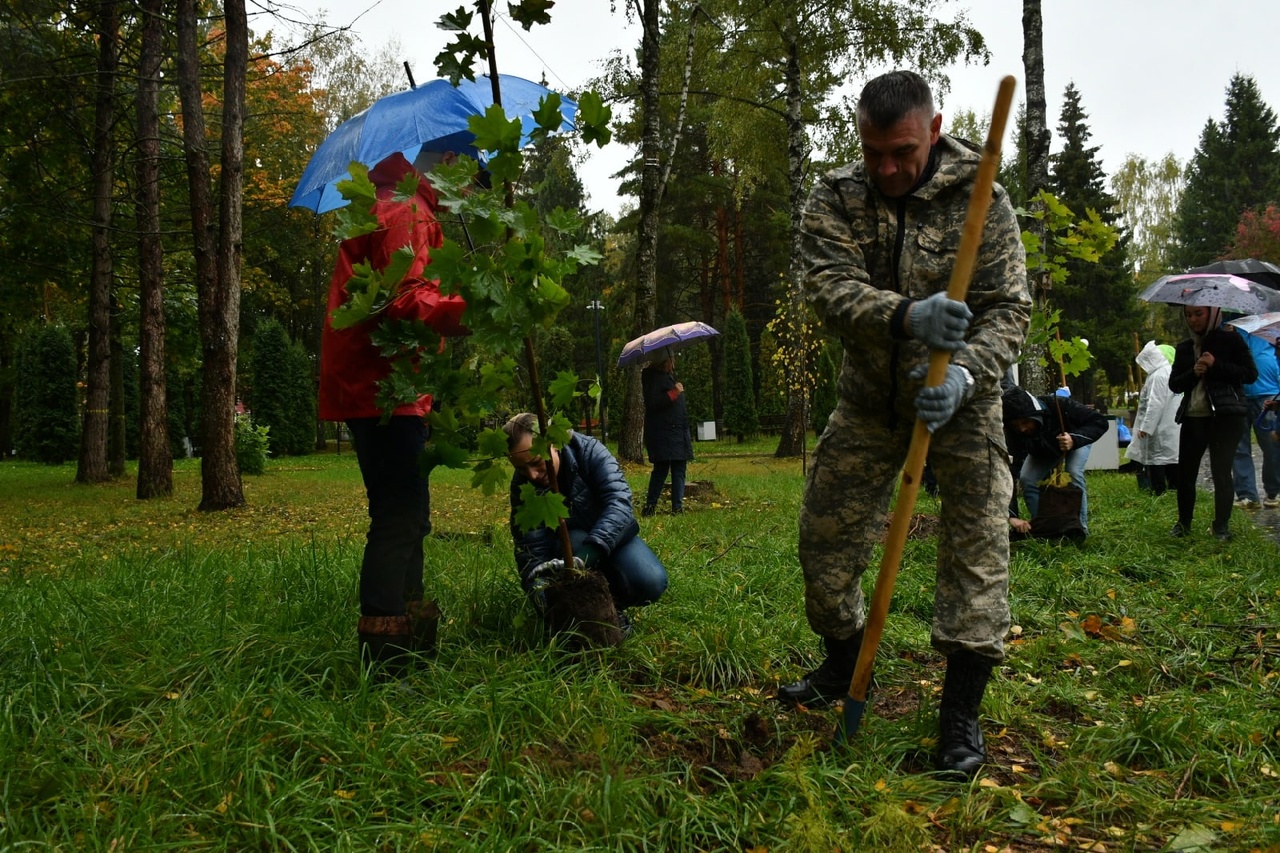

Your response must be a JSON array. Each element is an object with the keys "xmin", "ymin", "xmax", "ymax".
[{"xmin": 1138, "ymin": 273, "xmax": 1280, "ymax": 313}]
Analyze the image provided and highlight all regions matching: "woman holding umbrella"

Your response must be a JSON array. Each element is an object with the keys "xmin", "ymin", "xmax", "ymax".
[
  {"xmin": 1168, "ymin": 305, "xmax": 1257, "ymax": 540},
  {"xmin": 641, "ymin": 347, "xmax": 694, "ymax": 515}
]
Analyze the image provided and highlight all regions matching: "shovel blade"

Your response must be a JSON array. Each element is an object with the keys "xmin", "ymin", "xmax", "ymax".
[{"xmin": 833, "ymin": 695, "xmax": 867, "ymax": 746}]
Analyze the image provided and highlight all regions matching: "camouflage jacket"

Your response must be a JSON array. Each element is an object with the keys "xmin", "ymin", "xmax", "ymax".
[{"xmin": 800, "ymin": 134, "xmax": 1031, "ymax": 423}]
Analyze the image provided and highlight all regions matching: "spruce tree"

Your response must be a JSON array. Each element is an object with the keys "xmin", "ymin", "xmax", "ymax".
[
  {"xmin": 284, "ymin": 339, "xmax": 316, "ymax": 456},
  {"xmin": 1047, "ymin": 83, "xmax": 1137, "ymax": 400},
  {"xmin": 755, "ymin": 326, "xmax": 785, "ymax": 418},
  {"xmin": 249, "ymin": 319, "xmax": 291, "ymax": 457},
  {"xmin": 677, "ymin": 340, "xmax": 714, "ymax": 425},
  {"xmin": 14, "ymin": 324, "xmax": 79, "ymax": 464},
  {"xmin": 721, "ymin": 309, "xmax": 758, "ymax": 443},
  {"xmin": 1174, "ymin": 74, "xmax": 1280, "ymax": 269}
]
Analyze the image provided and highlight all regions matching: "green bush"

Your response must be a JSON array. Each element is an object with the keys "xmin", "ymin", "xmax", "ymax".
[
  {"xmin": 249, "ymin": 320, "xmax": 314, "ymax": 456},
  {"xmin": 234, "ymin": 414, "xmax": 270, "ymax": 475},
  {"xmin": 13, "ymin": 323, "xmax": 79, "ymax": 464}
]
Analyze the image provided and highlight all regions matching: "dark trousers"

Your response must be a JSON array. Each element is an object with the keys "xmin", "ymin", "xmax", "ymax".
[
  {"xmin": 646, "ymin": 459, "xmax": 688, "ymax": 510},
  {"xmin": 348, "ymin": 416, "xmax": 431, "ymax": 617},
  {"xmin": 1145, "ymin": 463, "xmax": 1179, "ymax": 496},
  {"xmin": 1177, "ymin": 415, "xmax": 1248, "ymax": 532}
]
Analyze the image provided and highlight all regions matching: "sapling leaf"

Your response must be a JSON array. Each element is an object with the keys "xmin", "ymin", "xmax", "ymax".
[
  {"xmin": 476, "ymin": 428, "xmax": 510, "ymax": 461},
  {"xmin": 509, "ymin": 0, "xmax": 554, "ymax": 29},
  {"xmin": 575, "ymin": 91, "xmax": 613, "ymax": 147},
  {"xmin": 471, "ymin": 459, "xmax": 511, "ymax": 495},
  {"xmin": 532, "ymin": 92, "xmax": 565, "ymax": 133},
  {"xmin": 513, "ymin": 483, "xmax": 568, "ymax": 532},
  {"xmin": 436, "ymin": 6, "xmax": 471, "ymax": 32},
  {"xmin": 548, "ymin": 372, "xmax": 581, "ymax": 411},
  {"xmin": 421, "ymin": 441, "xmax": 470, "ymax": 473}
]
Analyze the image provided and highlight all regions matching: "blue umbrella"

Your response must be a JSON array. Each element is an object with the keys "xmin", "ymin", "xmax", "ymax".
[{"xmin": 290, "ymin": 74, "xmax": 577, "ymax": 213}]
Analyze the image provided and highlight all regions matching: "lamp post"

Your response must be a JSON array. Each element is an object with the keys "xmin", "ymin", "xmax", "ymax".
[{"xmin": 587, "ymin": 300, "xmax": 607, "ymax": 442}]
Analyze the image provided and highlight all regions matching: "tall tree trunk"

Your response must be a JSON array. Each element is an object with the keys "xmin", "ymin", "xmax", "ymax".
[
  {"xmin": 618, "ymin": 0, "xmax": 664, "ymax": 464},
  {"xmin": 619, "ymin": 0, "xmax": 703, "ymax": 463},
  {"xmin": 108, "ymin": 293, "xmax": 126, "ymax": 476},
  {"xmin": 1021, "ymin": 0, "xmax": 1052, "ymax": 394},
  {"xmin": 775, "ymin": 34, "xmax": 808, "ymax": 458},
  {"xmin": 76, "ymin": 0, "xmax": 117, "ymax": 484},
  {"xmin": 200, "ymin": 0, "xmax": 249, "ymax": 509},
  {"xmin": 135, "ymin": 0, "xmax": 172, "ymax": 499},
  {"xmin": 177, "ymin": 0, "xmax": 244, "ymax": 509}
]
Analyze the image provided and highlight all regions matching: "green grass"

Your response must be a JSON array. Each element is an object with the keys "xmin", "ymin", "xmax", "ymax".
[{"xmin": 2, "ymin": 441, "xmax": 1280, "ymax": 850}]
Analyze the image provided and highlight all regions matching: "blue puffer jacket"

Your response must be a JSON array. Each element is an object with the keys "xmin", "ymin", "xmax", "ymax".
[{"xmin": 509, "ymin": 431, "xmax": 640, "ymax": 593}]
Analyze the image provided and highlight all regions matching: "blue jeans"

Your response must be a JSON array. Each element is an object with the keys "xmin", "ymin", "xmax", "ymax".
[
  {"xmin": 1020, "ymin": 446, "xmax": 1092, "ymax": 532},
  {"xmin": 348, "ymin": 416, "xmax": 431, "ymax": 617},
  {"xmin": 646, "ymin": 459, "xmax": 688, "ymax": 510},
  {"xmin": 1232, "ymin": 397, "xmax": 1280, "ymax": 501},
  {"xmin": 569, "ymin": 528, "xmax": 668, "ymax": 610}
]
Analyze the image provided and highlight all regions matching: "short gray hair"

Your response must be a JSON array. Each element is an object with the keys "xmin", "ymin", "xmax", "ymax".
[{"xmin": 857, "ymin": 70, "xmax": 935, "ymax": 130}]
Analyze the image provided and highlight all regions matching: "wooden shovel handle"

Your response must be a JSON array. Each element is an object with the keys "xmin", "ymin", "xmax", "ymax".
[{"xmin": 848, "ymin": 75, "xmax": 1018, "ymax": 706}]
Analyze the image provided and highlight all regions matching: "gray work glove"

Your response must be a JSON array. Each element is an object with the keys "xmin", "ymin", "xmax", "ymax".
[
  {"xmin": 906, "ymin": 292, "xmax": 972, "ymax": 352},
  {"xmin": 911, "ymin": 363, "xmax": 975, "ymax": 433},
  {"xmin": 527, "ymin": 556, "xmax": 586, "ymax": 591}
]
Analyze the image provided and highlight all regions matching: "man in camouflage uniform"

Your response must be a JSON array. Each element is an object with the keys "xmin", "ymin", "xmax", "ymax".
[{"xmin": 776, "ymin": 70, "xmax": 1030, "ymax": 780}]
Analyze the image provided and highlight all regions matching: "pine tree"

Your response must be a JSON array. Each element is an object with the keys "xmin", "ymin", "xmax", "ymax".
[
  {"xmin": 1047, "ymin": 84, "xmax": 1137, "ymax": 399},
  {"xmin": 14, "ymin": 325, "xmax": 79, "ymax": 464},
  {"xmin": 1174, "ymin": 74, "xmax": 1280, "ymax": 268},
  {"xmin": 721, "ymin": 309, "xmax": 758, "ymax": 443}
]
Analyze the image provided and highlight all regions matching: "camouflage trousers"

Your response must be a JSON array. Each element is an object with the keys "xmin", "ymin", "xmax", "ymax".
[{"xmin": 798, "ymin": 392, "xmax": 1013, "ymax": 660}]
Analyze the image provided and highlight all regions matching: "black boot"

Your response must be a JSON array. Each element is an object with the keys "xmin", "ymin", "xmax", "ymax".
[
  {"xmin": 776, "ymin": 632, "xmax": 863, "ymax": 708},
  {"xmin": 936, "ymin": 650, "xmax": 997, "ymax": 780},
  {"xmin": 358, "ymin": 615, "xmax": 413, "ymax": 679},
  {"xmin": 406, "ymin": 599, "xmax": 441, "ymax": 656}
]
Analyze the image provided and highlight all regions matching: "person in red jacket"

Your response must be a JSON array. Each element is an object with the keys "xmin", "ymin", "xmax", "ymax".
[{"xmin": 319, "ymin": 151, "xmax": 467, "ymax": 675}]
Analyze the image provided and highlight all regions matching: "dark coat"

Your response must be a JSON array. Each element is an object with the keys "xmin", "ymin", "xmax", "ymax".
[
  {"xmin": 642, "ymin": 366, "xmax": 693, "ymax": 462},
  {"xmin": 1169, "ymin": 328, "xmax": 1257, "ymax": 419},
  {"xmin": 1001, "ymin": 388, "xmax": 1109, "ymax": 462},
  {"xmin": 509, "ymin": 432, "xmax": 640, "ymax": 593}
]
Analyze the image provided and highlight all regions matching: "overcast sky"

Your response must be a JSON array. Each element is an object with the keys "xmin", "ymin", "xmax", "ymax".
[{"xmin": 292, "ymin": 0, "xmax": 1280, "ymax": 217}]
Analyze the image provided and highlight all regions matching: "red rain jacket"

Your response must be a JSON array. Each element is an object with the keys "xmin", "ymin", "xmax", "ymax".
[{"xmin": 318, "ymin": 153, "xmax": 467, "ymax": 421}]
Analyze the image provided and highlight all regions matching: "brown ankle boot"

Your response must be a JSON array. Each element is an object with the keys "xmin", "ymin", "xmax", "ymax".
[
  {"xmin": 405, "ymin": 599, "xmax": 440, "ymax": 656},
  {"xmin": 357, "ymin": 615, "xmax": 412, "ymax": 678}
]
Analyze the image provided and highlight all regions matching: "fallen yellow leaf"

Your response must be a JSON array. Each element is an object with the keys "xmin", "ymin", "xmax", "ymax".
[
  {"xmin": 1220, "ymin": 820, "xmax": 1242, "ymax": 831},
  {"xmin": 334, "ymin": 789, "xmax": 356, "ymax": 800}
]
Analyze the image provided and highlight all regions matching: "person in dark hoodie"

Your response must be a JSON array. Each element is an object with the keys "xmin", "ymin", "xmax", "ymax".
[
  {"xmin": 1168, "ymin": 304, "xmax": 1257, "ymax": 541},
  {"xmin": 1001, "ymin": 386, "xmax": 1109, "ymax": 536},
  {"xmin": 504, "ymin": 413, "xmax": 669, "ymax": 634}
]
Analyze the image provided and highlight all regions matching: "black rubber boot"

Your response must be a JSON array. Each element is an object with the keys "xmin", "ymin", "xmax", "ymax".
[
  {"xmin": 936, "ymin": 650, "xmax": 997, "ymax": 780},
  {"xmin": 358, "ymin": 615, "xmax": 413, "ymax": 679},
  {"xmin": 776, "ymin": 632, "xmax": 863, "ymax": 708}
]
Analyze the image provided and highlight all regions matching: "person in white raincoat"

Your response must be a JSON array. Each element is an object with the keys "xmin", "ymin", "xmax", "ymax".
[{"xmin": 1127, "ymin": 341, "xmax": 1181, "ymax": 495}]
